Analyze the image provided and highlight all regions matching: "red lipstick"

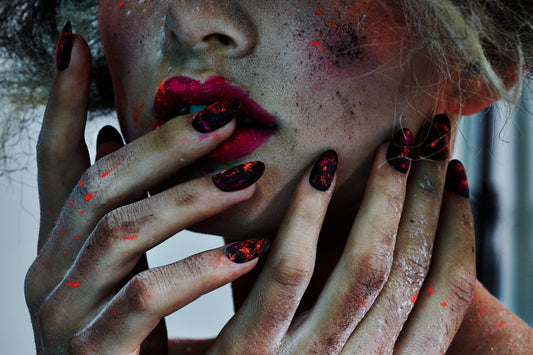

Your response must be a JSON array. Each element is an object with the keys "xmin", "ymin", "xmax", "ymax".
[{"xmin": 153, "ymin": 76, "xmax": 277, "ymax": 164}]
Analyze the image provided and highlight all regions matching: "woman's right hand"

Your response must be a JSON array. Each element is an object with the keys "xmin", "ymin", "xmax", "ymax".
[{"xmin": 25, "ymin": 33, "xmax": 267, "ymax": 354}]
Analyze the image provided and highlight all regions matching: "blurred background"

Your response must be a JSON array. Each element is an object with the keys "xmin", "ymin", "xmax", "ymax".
[{"xmin": 1, "ymin": 86, "xmax": 533, "ymax": 354}]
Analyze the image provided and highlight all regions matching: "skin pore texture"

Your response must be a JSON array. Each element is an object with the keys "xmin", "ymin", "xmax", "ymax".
[
  {"xmin": 99, "ymin": 0, "xmax": 436, "ymax": 240},
  {"xmin": 23, "ymin": 0, "xmax": 533, "ymax": 353}
]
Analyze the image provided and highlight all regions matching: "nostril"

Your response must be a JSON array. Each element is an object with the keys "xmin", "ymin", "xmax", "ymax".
[{"xmin": 204, "ymin": 33, "xmax": 236, "ymax": 48}]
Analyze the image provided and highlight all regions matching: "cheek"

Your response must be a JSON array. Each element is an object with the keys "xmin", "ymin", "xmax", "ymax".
[
  {"xmin": 286, "ymin": 1, "xmax": 404, "ymax": 78},
  {"xmin": 99, "ymin": 1, "xmax": 167, "ymax": 137}
]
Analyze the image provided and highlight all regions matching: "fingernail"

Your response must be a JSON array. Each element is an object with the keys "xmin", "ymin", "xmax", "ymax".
[
  {"xmin": 56, "ymin": 21, "xmax": 73, "ymax": 71},
  {"xmin": 192, "ymin": 98, "xmax": 241, "ymax": 133},
  {"xmin": 446, "ymin": 160, "xmax": 469, "ymax": 198},
  {"xmin": 96, "ymin": 126, "xmax": 124, "ymax": 149},
  {"xmin": 213, "ymin": 161, "xmax": 265, "ymax": 192},
  {"xmin": 224, "ymin": 238, "xmax": 271, "ymax": 263},
  {"xmin": 419, "ymin": 114, "xmax": 451, "ymax": 160},
  {"xmin": 386, "ymin": 128, "xmax": 414, "ymax": 173},
  {"xmin": 310, "ymin": 150, "xmax": 338, "ymax": 191}
]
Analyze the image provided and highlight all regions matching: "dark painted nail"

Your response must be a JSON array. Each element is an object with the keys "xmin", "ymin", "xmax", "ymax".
[
  {"xmin": 386, "ymin": 128, "xmax": 414, "ymax": 173},
  {"xmin": 224, "ymin": 238, "xmax": 270, "ymax": 263},
  {"xmin": 96, "ymin": 126, "xmax": 123, "ymax": 149},
  {"xmin": 419, "ymin": 114, "xmax": 451, "ymax": 160},
  {"xmin": 446, "ymin": 160, "xmax": 469, "ymax": 198},
  {"xmin": 56, "ymin": 21, "xmax": 73, "ymax": 71},
  {"xmin": 309, "ymin": 150, "xmax": 338, "ymax": 191},
  {"xmin": 213, "ymin": 161, "xmax": 265, "ymax": 192},
  {"xmin": 192, "ymin": 98, "xmax": 241, "ymax": 133}
]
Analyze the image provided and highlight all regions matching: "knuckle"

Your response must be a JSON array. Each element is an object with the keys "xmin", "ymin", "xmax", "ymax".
[
  {"xmin": 271, "ymin": 256, "xmax": 313, "ymax": 288},
  {"xmin": 447, "ymin": 273, "xmax": 476, "ymax": 308},
  {"xmin": 38, "ymin": 296, "xmax": 61, "ymax": 332},
  {"xmin": 125, "ymin": 272, "xmax": 158, "ymax": 311},
  {"xmin": 173, "ymin": 183, "xmax": 198, "ymax": 207},
  {"xmin": 394, "ymin": 251, "xmax": 431, "ymax": 286},
  {"xmin": 349, "ymin": 253, "xmax": 390, "ymax": 293},
  {"xmin": 95, "ymin": 208, "xmax": 139, "ymax": 242},
  {"xmin": 69, "ymin": 332, "xmax": 95, "ymax": 355}
]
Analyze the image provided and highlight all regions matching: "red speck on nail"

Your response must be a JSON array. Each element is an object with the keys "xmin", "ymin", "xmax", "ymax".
[
  {"xmin": 75, "ymin": 236, "xmax": 81, "ymax": 240},
  {"xmin": 79, "ymin": 180, "xmax": 83, "ymax": 187},
  {"xmin": 119, "ymin": 1, "xmax": 124, "ymax": 6},
  {"xmin": 427, "ymin": 287, "xmax": 434, "ymax": 295},
  {"xmin": 411, "ymin": 295, "xmax": 418, "ymax": 303},
  {"xmin": 69, "ymin": 201, "xmax": 74, "ymax": 208},
  {"xmin": 331, "ymin": 24, "xmax": 338, "ymax": 27},
  {"xmin": 478, "ymin": 307, "xmax": 483, "ymax": 313},
  {"xmin": 64, "ymin": 251, "xmax": 68, "ymax": 255},
  {"xmin": 442, "ymin": 301, "xmax": 448, "ymax": 307},
  {"xmin": 316, "ymin": 10, "xmax": 323, "ymax": 14},
  {"xmin": 46, "ymin": 210, "xmax": 50, "ymax": 214},
  {"xmin": 498, "ymin": 323, "xmax": 504, "ymax": 328},
  {"xmin": 67, "ymin": 282, "xmax": 80, "ymax": 288},
  {"xmin": 80, "ymin": 211, "xmax": 85, "ymax": 215}
]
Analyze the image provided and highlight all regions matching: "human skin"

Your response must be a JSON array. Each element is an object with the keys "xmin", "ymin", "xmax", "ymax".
[{"xmin": 24, "ymin": 0, "xmax": 533, "ymax": 354}]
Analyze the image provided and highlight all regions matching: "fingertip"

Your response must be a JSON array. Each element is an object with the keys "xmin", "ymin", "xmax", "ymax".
[{"xmin": 95, "ymin": 126, "xmax": 125, "ymax": 161}]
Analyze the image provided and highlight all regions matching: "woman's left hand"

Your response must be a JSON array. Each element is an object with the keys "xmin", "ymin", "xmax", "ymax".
[{"xmin": 209, "ymin": 117, "xmax": 476, "ymax": 354}]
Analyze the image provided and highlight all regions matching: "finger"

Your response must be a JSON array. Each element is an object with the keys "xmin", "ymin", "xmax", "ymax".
[
  {"xmin": 95, "ymin": 125, "xmax": 125, "ymax": 161},
  {"xmin": 394, "ymin": 160, "xmax": 475, "ymax": 354},
  {"xmin": 39, "ymin": 167, "xmax": 263, "ymax": 334},
  {"xmin": 344, "ymin": 114, "xmax": 451, "ymax": 353},
  {"xmin": 290, "ymin": 130, "xmax": 413, "ymax": 354},
  {"xmin": 214, "ymin": 151, "xmax": 338, "ymax": 354},
  {"xmin": 65, "ymin": 242, "xmax": 268, "ymax": 354},
  {"xmin": 36, "ymin": 113, "xmax": 237, "ymax": 278},
  {"xmin": 37, "ymin": 31, "xmax": 92, "ymax": 247}
]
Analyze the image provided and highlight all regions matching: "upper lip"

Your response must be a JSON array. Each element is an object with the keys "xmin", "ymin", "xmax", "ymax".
[{"xmin": 152, "ymin": 76, "xmax": 278, "ymax": 128}]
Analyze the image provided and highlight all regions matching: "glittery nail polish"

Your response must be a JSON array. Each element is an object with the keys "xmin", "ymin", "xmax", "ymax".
[
  {"xmin": 446, "ymin": 160, "xmax": 469, "ymax": 198},
  {"xmin": 419, "ymin": 114, "xmax": 451, "ymax": 160},
  {"xmin": 224, "ymin": 238, "xmax": 270, "ymax": 263},
  {"xmin": 309, "ymin": 150, "xmax": 338, "ymax": 191},
  {"xmin": 56, "ymin": 21, "xmax": 73, "ymax": 71},
  {"xmin": 386, "ymin": 128, "xmax": 414, "ymax": 173},
  {"xmin": 213, "ymin": 161, "xmax": 265, "ymax": 192},
  {"xmin": 192, "ymin": 98, "xmax": 241, "ymax": 133}
]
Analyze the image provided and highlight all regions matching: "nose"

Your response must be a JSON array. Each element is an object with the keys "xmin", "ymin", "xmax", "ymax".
[{"xmin": 166, "ymin": 1, "xmax": 258, "ymax": 58}]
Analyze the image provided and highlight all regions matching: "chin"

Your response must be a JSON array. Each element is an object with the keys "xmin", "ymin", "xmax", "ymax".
[{"xmin": 188, "ymin": 193, "xmax": 284, "ymax": 241}]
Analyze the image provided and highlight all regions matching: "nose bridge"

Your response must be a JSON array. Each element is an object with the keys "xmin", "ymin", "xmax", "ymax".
[{"xmin": 166, "ymin": 0, "xmax": 257, "ymax": 58}]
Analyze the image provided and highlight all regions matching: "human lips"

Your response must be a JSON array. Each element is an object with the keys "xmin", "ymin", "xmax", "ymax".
[{"xmin": 153, "ymin": 76, "xmax": 278, "ymax": 164}]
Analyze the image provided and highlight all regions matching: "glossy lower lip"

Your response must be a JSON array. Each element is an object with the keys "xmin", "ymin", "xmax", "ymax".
[
  {"xmin": 153, "ymin": 76, "xmax": 278, "ymax": 128},
  {"xmin": 206, "ymin": 127, "xmax": 275, "ymax": 164},
  {"xmin": 153, "ymin": 75, "xmax": 278, "ymax": 164}
]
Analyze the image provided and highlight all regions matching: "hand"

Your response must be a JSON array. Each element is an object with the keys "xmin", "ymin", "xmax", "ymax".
[
  {"xmin": 25, "ymin": 33, "xmax": 267, "ymax": 354},
  {"xmin": 207, "ymin": 117, "xmax": 475, "ymax": 354}
]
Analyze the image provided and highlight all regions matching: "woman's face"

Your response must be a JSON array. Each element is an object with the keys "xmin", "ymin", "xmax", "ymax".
[{"xmin": 98, "ymin": 0, "xmax": 440, "ymax": 239}]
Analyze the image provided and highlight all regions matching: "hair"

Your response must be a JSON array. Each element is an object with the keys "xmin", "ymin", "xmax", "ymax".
[{"xmin": 0, "ymin": 0, "xmax": 532, "ymax": 171}]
